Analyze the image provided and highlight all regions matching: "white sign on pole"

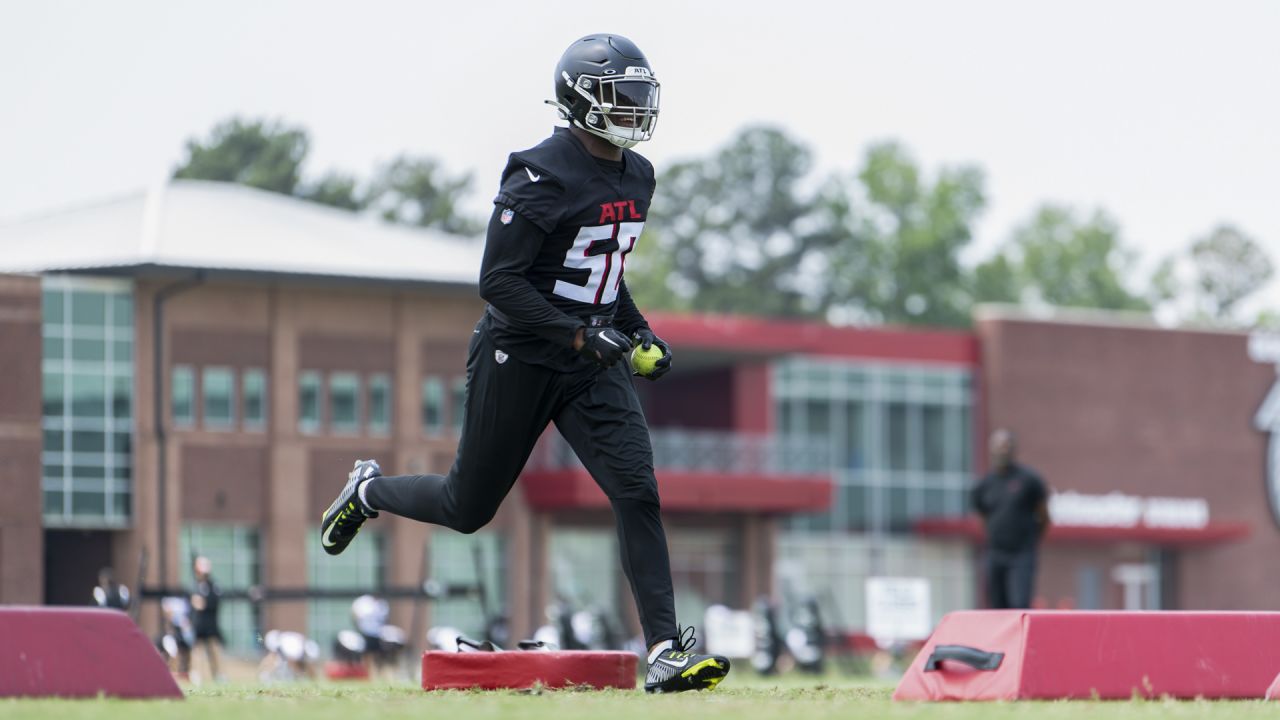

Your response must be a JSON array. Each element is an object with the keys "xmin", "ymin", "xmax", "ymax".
[{"xmin": 865, "ymin": 577, "xmax": 932, "ymax": 644}]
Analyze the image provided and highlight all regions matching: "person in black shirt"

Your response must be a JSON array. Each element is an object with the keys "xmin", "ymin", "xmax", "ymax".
[
  {"xmin": 970, "ymin": 429, "xmax": 1050, "ymax": 609},
  {"xmin": 190, "ymin": 556, "xmax": 224, "ymax": 683},
  {"xmin": 319, "ymin": 34, "xmax": 729, "ymax": 694}
]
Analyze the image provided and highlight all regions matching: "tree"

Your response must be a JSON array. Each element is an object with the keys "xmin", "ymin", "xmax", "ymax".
[
  {"xmin": 974, "ymin": 205, "xmax": 1149, "ymax": 312},
  {"xmin": 173, "ymin": 117, "xmax": 309, "ymax": 196},
  {"xmin": 627, "ymin": 126, "xmax": 860, "ymax": 318},
  {"xmin": 854, "ymin": 142, "xmax": 986, "ymax": 327},
  {"xmin": 297, "ymin": 172, "xmax": 365, "ymax": 212},
  {"xmin": 366, "ymin": 156, "xmax": 481, "ymax": 236},
  {"xmin": 1189, "ymin": 224, "xmax": 1272, "ymax": 321}
]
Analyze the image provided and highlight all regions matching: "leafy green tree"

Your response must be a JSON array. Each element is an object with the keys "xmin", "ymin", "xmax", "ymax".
[
  {"xmin": 366, "ymin": 156, "xmax": 481, "ymax": 235},
  {"xmin": 975, "ymin": 205, "xmax": 1149, "ymax": 312},
  {"xmin": 629, "ymin": 126, "xmax": 860, "ymax": 317},
  {"xmin": 855, "ymin": 142, "xmax": 986, "ymax": 327},
  {"xmin": 297, "ymin": 172, "xmax": 365, "ymax": 211},
  {"xmin": 1189, "ymin": 224, "xmax": 1272, "ymax": 321},
  {"xmin": 173, "ymin": 117, "xmax": 309, "ymax": 196}
]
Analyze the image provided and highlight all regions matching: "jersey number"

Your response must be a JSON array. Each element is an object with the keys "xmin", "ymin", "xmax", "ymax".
[{"xmin": 552, "ymin": 221, "xmax": 643, "ymax": 304}]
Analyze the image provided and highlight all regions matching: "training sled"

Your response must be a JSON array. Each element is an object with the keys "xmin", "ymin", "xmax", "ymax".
[
  {"xmin": 895, "ymin": 610, "xmax": 1280, "ymax": 701},
  {"xmin": 0, "ymin": 606, "xmax": 183, "ymax": 699},
  {"xmin": 422, "ymin": 650, "xmax": 637, "ymax": 690}
]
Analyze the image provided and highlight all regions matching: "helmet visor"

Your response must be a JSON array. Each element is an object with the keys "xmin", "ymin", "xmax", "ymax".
[
  {"xmin": 609, "ymin": 80, "xmax": 658, "ymax": 110},
  {"xmin": 597, "ymin": 78, "xmax": 660, "ymax": 135}
]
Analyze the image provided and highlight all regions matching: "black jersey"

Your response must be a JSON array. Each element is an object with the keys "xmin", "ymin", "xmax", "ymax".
[{"xmin": 483, "ymin": 127, "xmax": 656, "ymax": 371}]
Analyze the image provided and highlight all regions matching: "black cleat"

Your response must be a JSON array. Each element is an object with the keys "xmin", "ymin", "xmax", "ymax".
[
  {"xmin": 320, "ymin": 459, "xmax": 381, "ymax": 556},
  {"xmin": 644, "ymin": 626, "xmax": 730, "ymax": 694}
]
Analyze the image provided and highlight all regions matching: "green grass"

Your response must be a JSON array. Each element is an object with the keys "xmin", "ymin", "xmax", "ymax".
[{"xmin": 4, "ymin": 675, "xmax": 1280, "ymax": 720}]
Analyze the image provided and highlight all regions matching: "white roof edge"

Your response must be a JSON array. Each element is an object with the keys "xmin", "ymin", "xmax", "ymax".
[
  {"xmin": 0, "ymin": 179, "xmax": 485, "ymax": 287},
  {"xmin": 973, "ymin": 303, "xmax": 1249, "ymax": 337}
]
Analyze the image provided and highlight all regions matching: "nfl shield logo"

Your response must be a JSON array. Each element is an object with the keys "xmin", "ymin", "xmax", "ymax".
[
  {"xmin": 495, "ymin": 350, "xmax": 509, "ymax": 364},
  {"xmin": 500, "ymin": 209, "xmax": 514, "ymax": 225}
]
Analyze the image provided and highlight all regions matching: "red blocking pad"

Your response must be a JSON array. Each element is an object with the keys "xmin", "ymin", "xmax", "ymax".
[
  {"xmin": 895, "ymin": 611, "xmax": 1280, "ymax": 701},
  {"xmin": 0, "ymin": 606, "xmax": 183, "ymax": 699},
  {"xmin": 422, "ymin": 650, "xmax": 637, "ymax": 691}
]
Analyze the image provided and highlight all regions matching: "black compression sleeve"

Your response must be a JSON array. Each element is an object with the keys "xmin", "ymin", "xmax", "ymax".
[
  {"xmin": 613, "ymin": 280, "xmax": 650, "ymax": 337},
  {"xmin": 478, "ymin": 205, "xmax": 585, "ymax": 348}
]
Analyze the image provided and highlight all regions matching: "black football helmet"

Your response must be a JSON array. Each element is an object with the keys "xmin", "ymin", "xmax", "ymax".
[{"xmin": 547, "ymin": 34, "xmax": 660, "ymax": 149}]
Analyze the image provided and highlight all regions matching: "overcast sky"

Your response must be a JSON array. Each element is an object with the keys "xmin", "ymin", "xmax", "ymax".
[{"xmin": 2, "ymin": 0, "xmax": 1277, "ymax": 301}]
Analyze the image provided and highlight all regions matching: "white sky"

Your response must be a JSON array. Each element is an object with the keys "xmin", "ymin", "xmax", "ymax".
[{"xmin": 2, "ymin": 0, "xmax": 1278, "ymax": 301}]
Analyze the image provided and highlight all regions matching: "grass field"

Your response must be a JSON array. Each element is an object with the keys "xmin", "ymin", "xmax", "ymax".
[{"xmin": 5, "ymin": 674, "xmax": 1280, "ymax": 720}]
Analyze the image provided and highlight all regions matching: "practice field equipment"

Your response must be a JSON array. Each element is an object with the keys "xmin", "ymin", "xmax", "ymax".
[
  {"xmin": 895, "ymin": 610, "xmax": 1280, "ymax": 701},
  {"xmin": 0, "ymin": 606, "xmax": 183, "ymax": 699},
  {"xmin": 422, "ymin": 649, "xmax": 637, "ymax": 690}
]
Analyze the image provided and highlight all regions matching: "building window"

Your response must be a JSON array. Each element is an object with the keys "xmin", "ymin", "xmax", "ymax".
[
  {"xmin": 368, "ymin": 374, "xmax": 391, "ymax": 436},
  {"xmin": 202, "ymin": 367, "xmax": 235, "ymax": 429},
  {"xmin": 242, "ymin": 368, "xmax": 267, "ymax": 430},
  {"xmin": 774, "ymin": 359, "xmax": 974, "ymax": 534},
  {"xmin": 179, "ymin": 524, "xmax": 260, "ymax": 656},
  {"xmin": 422, "ymin": 377, "xmax": 444, "ymax": 436},
  {"xmin": 429, "ymin": 531, "xmax": 504, "ymax": 638},
  {"xmin": 451, "ymin": 377, "xmax": 467, "ymax": 434},
  {"xmin": 171, "ymin": 366, "xmax": 195, "ymax": 426},
  {"xmin": 299, "ymin": 371, "xmax": 322, "ymax": 434},
  {"xmin": 329, "ymin": 372, "xmax": 360, "ymax": 434},
  {"xmin": 307, "ymin": 528, "xmax": 384, "ymax": 655},
  {"xmin": 42, "ymin": 276, "xmax": 134, "ymax": 527}
]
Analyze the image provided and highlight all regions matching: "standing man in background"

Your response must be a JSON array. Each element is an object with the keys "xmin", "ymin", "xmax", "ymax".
[
  {"xmin": 971, "ymin": 429, "xmax": 1050, "ymax": 609},
  {"xmin": 190, "ymin": 556, "xmax": 224, "ymax": 683}
]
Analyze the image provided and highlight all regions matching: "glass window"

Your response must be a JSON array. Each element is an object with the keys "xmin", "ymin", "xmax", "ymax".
[
  {"xmin": 843, "ymin": 402, "xmax": 865, "ymax": 470},
  {"xmin": 242, "ymin": 368, "xmax": 266, "ymax": 430},
  {"xmin": 172, "ymin": 366, "xmax": 195, "ymax": 426},
  {"xmin": 329, "ymin": 373, "xmax": 360, "ymax": 434},
  {"xmin": 299, "ymin": 371, "xmax": 322, "ymax": 434},
  {"xmin": 111, "ymin": 294, "xmax": 132, "ymax": 328},
  {"xmin": 885, "ymin": 402, "xmax": 909, "ymax": 471},
  {"xmin": 422, "ymin": 377, "xmax": 444, "ymax": 436},
  {"xmin": 72, "ymin": 337, "xmax": 105, "ymax": 362},
  {"xmin": 368, "ymin": 374, "xmax": 391, "ymax": 436},
  {"xmin": 180, "ymin": 525, "xmax": 261, "ymax": 656},
  {"xmin": 43, "ymin": 336, "xmax": 64, "ymax": 361},
  {"xmin": 71, "ymin": 373, "xmax": 106, "ymax": 417},
  {"xmin": 43, "ymin": 375, "xmax": 64, "ymax": 417},
  {"xmin": 308, "ymin": 528, "xmax": 384, "ymax": 656},
  {"xmin": 41, "ymin": 277, "xmax": 134, "ymax": 528},
  {"xmin": 42, "ymin": 288, "xmax": 65, "ymax": 324},
  {"xmin": 804, "ymin": 399, "xmax": 830, "ymax": 444},
  {"xmin": 202, "ymin": 367, "xmax": 235, "ymax": 429},
  {"xmin": 112, "ymin": 375, "xmax": 131, "ymax": 419},
  {"xmin": 922, "ymin": 404, "xmax": 946, "ymax": 472},
  {"xmin": 70, "ymin": 291, "xmax": 106, "ymax": 327},
  {"xmin": 451, "ymin": 377, "xmax": 467, "ymax": 434},
  {"xmin": 430, "ymin": 531, "xmax": 504, "ymax": 638}
]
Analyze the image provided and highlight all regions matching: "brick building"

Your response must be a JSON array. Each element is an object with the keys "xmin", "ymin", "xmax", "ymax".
[{"xmin": 2, "ymin": 180, "xmax": 1274, "ymax": 655}]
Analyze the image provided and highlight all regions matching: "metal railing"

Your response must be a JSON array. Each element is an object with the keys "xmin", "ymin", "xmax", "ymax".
[{"xmin": 526, "ymin": 428, "xmax": 830, "ymax": 476}]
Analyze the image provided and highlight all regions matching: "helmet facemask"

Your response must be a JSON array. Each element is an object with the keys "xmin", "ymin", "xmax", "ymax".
[{"xmin": 554, "ymin": 68, "xmax": 660, "ymax": 149}]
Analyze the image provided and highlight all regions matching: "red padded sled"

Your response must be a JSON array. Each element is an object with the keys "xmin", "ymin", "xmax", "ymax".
[
  {"xmin": 0, "ymin": 606, "xmax": 183, "ymax": 699},
  {"xmin": 422, "ymin": 650, "xmax": 637, "ymax": 690},
  {"xmin": 895, "ymin": 611, "xmax": 1280, "ymax": 701}
]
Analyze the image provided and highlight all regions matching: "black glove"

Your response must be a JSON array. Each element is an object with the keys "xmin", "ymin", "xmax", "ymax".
[
  {"xmin": 631, "ymin": 328, "xmax": 672, "ymax": 381},
  {"xmin": 577, "ymin": 326, "xmax": 631, "ymax": 368}
]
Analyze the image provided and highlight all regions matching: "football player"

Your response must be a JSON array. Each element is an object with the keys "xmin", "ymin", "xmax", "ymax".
[{"xmin": 320, "ymin": 33, "xmax": 729, "ymax": 693}]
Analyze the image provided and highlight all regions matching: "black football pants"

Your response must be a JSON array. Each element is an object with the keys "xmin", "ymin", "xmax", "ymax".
[
  {"xmin": 364, "ymin": 322, "xmax": 678, "ymax": 648},
  {"xmin": 984, "ymin": 546, "xmax": 1037, "ymax": 609}
]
